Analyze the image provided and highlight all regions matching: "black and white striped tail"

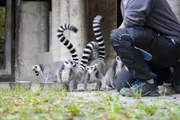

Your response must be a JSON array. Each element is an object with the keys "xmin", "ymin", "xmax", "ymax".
[
  {"xmin": 57, "ymin": 24, "xmax": 79, "ymax": 64},
  {"xmin": 80, "ymin": 41, "xmax": 97, "ymax": 71},
  {"xmin": 91, "ymin": 41, "xmax": 99, "ymax": 60},
  {"xmin": 93, "ymin": 15, "xmax": 105, "ymax": 61}
]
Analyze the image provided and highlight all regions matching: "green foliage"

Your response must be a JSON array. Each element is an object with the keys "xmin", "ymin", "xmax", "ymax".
[
  {"xmin": 136, "ymin": 101, "xmax": 161, "ymax": 115},
  {"xmin": 66, "ymin": 102, "xmax": 81, "ymax": 116},
  {"xmin": 0, "ymin": 88, "xmax": 180, "ymax": 120}
]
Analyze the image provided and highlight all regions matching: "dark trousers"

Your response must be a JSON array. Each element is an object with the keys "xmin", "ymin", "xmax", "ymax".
[
  {"xmin": 115, "ymin": 64, "xmax": 174, "ymax": 92},
  {"xmin": 110, "ymin": 28, "xmax": 180, "ymax": 84}
]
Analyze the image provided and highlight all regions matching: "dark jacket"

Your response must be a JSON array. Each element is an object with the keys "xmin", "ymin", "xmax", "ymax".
[{"xmin": 121, "ymin": 0, "xmax": 180, "ymax": 43}]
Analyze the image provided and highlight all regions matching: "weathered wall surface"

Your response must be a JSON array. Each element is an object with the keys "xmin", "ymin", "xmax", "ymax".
[
  {"xmin": 167, "ymin": 0, "xmax": 180, "ymax": 21},
  {"xmin": 15, "ymin": 2, "xmax": 49, "ymax": 81},
  {"xmin": 14, "ymin": 0, "xmax": 180, "ymax": 82},
  {"xmin": 51, "ymin": 0, "xmax": 88, "ymax": 62},
  {"xmin": 87, "ymin": 0, "xmax": 117, "ymax": 69},
  {"xmin": 15, "ymin": 0, "xmax": 88, "ymax": 82}
]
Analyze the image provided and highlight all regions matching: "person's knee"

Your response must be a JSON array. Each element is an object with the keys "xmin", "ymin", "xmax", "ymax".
[
  {"xmin": 110, "ymin": 28, "xmax": 129, "ymax": 46},
  {"xmin": 110, "ymin": 29, "xmax": 124, "ymax": 41},
  {"xmin": 110, "ymin": 29, "xmax": 119, "ymax": 41}
]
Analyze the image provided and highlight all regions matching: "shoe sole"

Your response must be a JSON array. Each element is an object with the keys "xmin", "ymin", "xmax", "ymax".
[
  {"xmin": 120, "ymin": 90, "xmax": 160, "ymax": 97},
  {"xmin": 144, "ymin": 91, "xmax": 160, "ymax": 97}
]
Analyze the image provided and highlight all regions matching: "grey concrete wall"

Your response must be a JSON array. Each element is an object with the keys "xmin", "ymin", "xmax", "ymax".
[
  {"xmin": 15, "ymin": 0, "xmax": 180, "ymax": 82},
  {"xmin": 51, "ymin": 0, "xmax": 88, "ymax": 62},
  {"xmin": 86, "ymin": 0, "xmax": 117, "ymax": 69},
  {"xmin": 15, "ymin": 0, "xmax": 88, "ymax": 82},
  {"xmin": 15, "ymin": 2, "xmax": 49, "ymax": 81},
  {"xmin": 167, "ymin": 0, "xmax": 180, "ymax": 21}
]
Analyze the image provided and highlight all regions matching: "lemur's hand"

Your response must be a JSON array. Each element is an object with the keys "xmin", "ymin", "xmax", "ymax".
[{"xmin": 125, "ymin": 66, "xmax": 129, "ymax": 72}]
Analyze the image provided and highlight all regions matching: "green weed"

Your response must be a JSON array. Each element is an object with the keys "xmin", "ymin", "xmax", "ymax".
[{"xmin": 0, "ymin": 88, "xmax": 180, "ymax": 120}]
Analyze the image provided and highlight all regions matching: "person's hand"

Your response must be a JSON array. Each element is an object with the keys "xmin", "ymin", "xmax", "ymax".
[{"xmin": 119, "ymin": 21, "xmax": 125, "ymax": 29}]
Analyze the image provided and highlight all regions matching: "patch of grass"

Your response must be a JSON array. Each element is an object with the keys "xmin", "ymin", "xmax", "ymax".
[
  {"xmin": 136, "ymin": 101, "xmax": 161, "ymax": 115},
  {"xmin": 0, "ymin": 87, "xmax": 180, "ymax": 120},
  {"xmin": 132, "ymin": 88, "xmax": 142, "ymax": 98},
  {"xmin": 66, "ymin": 101, "xmax": 82, "ymax": 116}
]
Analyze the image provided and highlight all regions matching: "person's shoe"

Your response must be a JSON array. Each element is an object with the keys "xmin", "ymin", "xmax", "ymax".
[{"xmin": 120, "ymin": 78, "xmax": 160, "ymax": 97}]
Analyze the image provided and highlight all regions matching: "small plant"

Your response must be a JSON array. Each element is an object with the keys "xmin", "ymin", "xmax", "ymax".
[
  {"xmin": 110, "ymin": 102, "xmax": 121, "ymax": 114},
  {"xmin": 132, "ymin": 88, "xmax": 142, "ymax": 98},
  {"xmin": 126, "ymin": 82, "xmax": 142, "ymax": 98},
  {"xmin": 66, "ymin": 102, "xmax": 81, "ymax": 116},
  {"xmin": 137, "ymin": 101, "xmax": 160, "ymax": 115}
]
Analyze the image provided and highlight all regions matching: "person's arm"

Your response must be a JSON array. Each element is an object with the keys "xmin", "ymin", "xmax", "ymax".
[{"xmin": 123, "ymin": 0, "xmax": 155, "ymax": 28}]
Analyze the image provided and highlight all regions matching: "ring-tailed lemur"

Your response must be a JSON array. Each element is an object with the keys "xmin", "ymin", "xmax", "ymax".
[
  {"xmin": 101, "ymin": 56, "xmax": 123, "ymax": 90},
  {"xmin": 67, "ymin": 40, "xmax": 100, "ymax": 92},
  {"xmin": 85, "ymin": 64, "xmax": 104, "ymax": 90},
  {"xmin": 32, "ymin": 59, "xmax": 75, "ymax": 83},
  {"xmin": 32, "ymin": 24, "xmax": 78, "ymax": 89},
  {"xmin": 84, "ymin": 15, "xmax": 106, "ymax": 91},
  {"xmin": 72, "ymin": 41, "xmax": 99, "ymax": 84}
]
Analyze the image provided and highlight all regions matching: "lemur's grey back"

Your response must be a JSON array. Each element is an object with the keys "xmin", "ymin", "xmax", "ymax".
[
  {"xmin": 39, "ymin": 61, "xmax": 64, "ymax": 80},
  {"xmin": 89, "ymin": 41, "xmax": 99, "ymax": 64},
  {"xmin": 102, "ymin": 56, "xmax": 122, "ymax": 89},
  {"xmin": 90, "ymin": 59, "xmax": 106, "ymax": 75}
]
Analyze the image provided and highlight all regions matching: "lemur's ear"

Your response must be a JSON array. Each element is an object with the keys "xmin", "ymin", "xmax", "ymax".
[
  {"xmin": 86, "ymin": 66, "xmax": 90, "ymax": 70},
  {"xmin": 116, "ymin": 56, "xmax": 120, "ymax": 60},
  {"xmin": 38, "ymin": 64, "xmax": 44, "ymax": 72},
  {"xmin": 32, "ymin": 65, "xmax": 35, "ymax": 71},
  {"xmin": 94, "ymin": 64, "xmax": 98, "ymax": 67},
  {"xmin": 65, "ymin": 58, "xmax": 69, "ymax": 61},
  {"xmin": 64, "ymin": 60, "xmax": 68, "ymax": 64},
  {"xmin": 72, "ymin": 61, "xmax": 77, "ymax": 67}
]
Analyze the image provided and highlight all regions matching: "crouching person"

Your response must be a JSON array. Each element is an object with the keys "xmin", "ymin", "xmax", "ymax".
[{"xmin": 110, "ymin": 0, "xmax": 180, "ymax": 97}]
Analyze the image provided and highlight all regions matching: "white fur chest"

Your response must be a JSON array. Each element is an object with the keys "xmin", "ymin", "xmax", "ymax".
[
  {"xmin": 61, "ymin": 69, "xmax": 71, "ymax": 83},
  {"xmin": 115, "ymin": 63, "xmax": 122, "ymax": 76},
  {"xmin": 89, "ymin": 73, "xmax": 99, "ymax": 82}
]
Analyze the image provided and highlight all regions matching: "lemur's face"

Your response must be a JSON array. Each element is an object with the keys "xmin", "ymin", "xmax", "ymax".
[
  {"xmin": 32, "ymin": 65, "xmax": 41, "ymax": 76},
  {"xmin": 116, "ymin": 56, "xmax": 122, "ymax": 63},
  {"xmin": 115, "ymin": 56, "xmax": 123, "ymax": 68},
  {"xmin": 86, "ymin": 64, "xmax": 97, "ymax": 74},
  {"xmin": 64, "ymin": 60, "xmax": 76, "ymax": 68}
]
